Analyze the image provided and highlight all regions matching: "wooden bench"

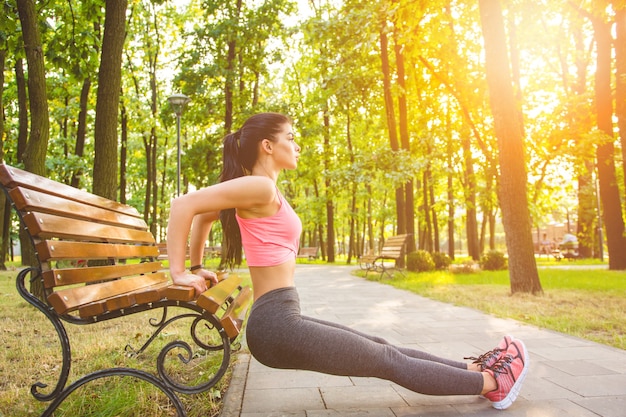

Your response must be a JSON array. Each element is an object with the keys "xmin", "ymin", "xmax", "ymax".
[
  {"xmin": 359, "ymin": 234, "xmax": 410, "ymax": 278},
  {"xmin": 297, "ymin": 246, "xmax": 319, "ymax": 260},
  {"xmin": 0, "ymin": 164, "xmax": 252, "ymax": 417}
]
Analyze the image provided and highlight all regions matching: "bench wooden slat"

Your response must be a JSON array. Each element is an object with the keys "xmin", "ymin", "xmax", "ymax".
[
  {"xmin": 220, "ymin": 286, "xmax": 253, "ymax": 339},
  {"xmin": 380, "ymin": 250, "xmax": 403, "ymax": 258},
  {"xmin": 35, "ymin": 240, "xmax": 159, "ymax": 261},
  {"xmin": 9, "ymin": 187, "xmax": 147, "ymax": 230},
  {"xmin": 0, "ymin": 164, "xmax": 140, "ymax": 218},
  {"xmin": 78, "ymin": 300, "xmax": 108, "ymax": 318},
  {"xmin": 23, "ymin": 212, "xmax": 155, "ymax": 244},
  {"xmin": 106, "ymin": 292, "xmax": 137, "ymax": 312},
  {"xmin": 42, "ymin": 261, "xmax": 163, "ymax": 288},
  {"xmin": 196, "ymin": 275, "xmax": 243, "ymax": 314},
  {"xmin": 132, "ymin": 281, "xmax": 171, "ymax": 305},
  {"xmin": 78, "ymin": 281, "xmax": 171, "ymax": 318},
  {"xmin": 48, "ymin": 272, "xmax": 168, "ymax": 314},
  {"xmin": 163, "ymin": 285, "xmax": 196, "ymax": 302}
]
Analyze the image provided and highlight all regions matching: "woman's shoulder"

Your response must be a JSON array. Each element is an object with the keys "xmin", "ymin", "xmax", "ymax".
[{"xmin": 220, "ymin": 176, "xmax": 276, "ymax": 205}]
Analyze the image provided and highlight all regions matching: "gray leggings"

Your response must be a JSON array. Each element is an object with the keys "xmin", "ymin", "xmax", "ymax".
[{"xmin": 245, "ymin": 287, "xmax": 483, "ymax": 396}]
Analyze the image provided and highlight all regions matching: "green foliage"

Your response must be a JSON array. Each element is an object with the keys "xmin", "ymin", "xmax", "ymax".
[
  {"xmin": 479, "ymin": 250, "xmax": 508, "ymax": 271},
  {"xmin": 406, "ymin": 250, "xmax": 435, "ymax": 272},
  {"xmin": 430, "ymin": 251, "xmax": 451, "ymax": 270}
]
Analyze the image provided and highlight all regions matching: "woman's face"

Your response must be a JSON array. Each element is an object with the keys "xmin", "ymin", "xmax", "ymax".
[{"xmin": 272, "ymin": 123, "xmax": 301, "ymax": 170}]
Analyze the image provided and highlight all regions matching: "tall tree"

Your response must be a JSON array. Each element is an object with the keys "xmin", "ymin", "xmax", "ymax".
[
  {"xmin": 93, "ymin": 0, "xmax": 127, "ymax": 199},
  {"xmin": 588, "ymin": 12, "xmax": 626, "ymax": 269},
  {"xmin": 614, "ymin": 2, "xmax": 626, "ymax": 195},
  {"xmin": 479, "ymin": 0, "xmax": 543, "ymax": 294},
  {"xmin": 379, "ymin": 15, "xmax": 405, "ymax": 237},
  {"xmin": 16, "ymin": 0, "xmax": 48, "ymax": 176},
  {"xmin": 393, "ymin": 27, "xmax": 415, "ymax": 255},
  {"xmin": 0, "ymin": 45, "xmax": 8, "ymax": 271},
  {"xmin": 16, "ymin": 0, "xmax": 48, "ymax": 276}
]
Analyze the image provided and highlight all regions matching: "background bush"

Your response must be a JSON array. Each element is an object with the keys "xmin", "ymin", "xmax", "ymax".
[
  {"xmin": 430, "ymin": 252, "xmax": 452, "ymax": 270},
  {"xmin": 479, "ymin": 250, "xmax": 508, "ymax": 271},
  {"xmin": 407, "ymin": 250, "xmax": 435, "ymax": 272}
]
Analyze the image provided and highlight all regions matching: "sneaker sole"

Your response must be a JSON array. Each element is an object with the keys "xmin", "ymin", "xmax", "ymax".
[{"xmin": 491, "ymin": 339, "xmax": 530, "ymax": 410}]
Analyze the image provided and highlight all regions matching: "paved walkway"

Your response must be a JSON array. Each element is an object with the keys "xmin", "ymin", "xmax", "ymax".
[{"xmin": 220, "ymin": 264, "xmax": 626, "ymax": 417}]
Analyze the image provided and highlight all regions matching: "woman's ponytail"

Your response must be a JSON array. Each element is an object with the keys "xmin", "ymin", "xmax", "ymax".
[
  {"xmin": 219, "ymin": 130, "xmax": 244, "ymax": 269},
  {"xmin": 220, "ymin": 131, "xmax": 244, "ymax": 182}
]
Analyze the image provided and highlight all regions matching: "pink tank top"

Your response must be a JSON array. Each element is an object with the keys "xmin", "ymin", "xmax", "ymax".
[{"xmin": 235, "ymin": 190, "xmax": 302, "ymax": 267}]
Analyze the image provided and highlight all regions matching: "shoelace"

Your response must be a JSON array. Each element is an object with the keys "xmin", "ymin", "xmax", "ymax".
[
  {"xmin": 464, "ymin": 348, "xmax": 503, "ymax": 370},
  {"xmin": 489, "ymin": 354, "xmax": 514, "ymax": 377}
]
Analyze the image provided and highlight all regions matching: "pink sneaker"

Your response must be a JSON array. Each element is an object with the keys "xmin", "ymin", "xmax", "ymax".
[
  {"xmin": 465, "ymin": 335, "xmax": 513, "ymax": 371},
  {"xmin": 484, "ymin": 339, "xmax": 529, "ymax": 410}
]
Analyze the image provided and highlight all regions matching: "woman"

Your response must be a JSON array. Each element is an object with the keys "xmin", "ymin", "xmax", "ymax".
[{"xmin": 166, "ymin": 112, "xmax": 529, "ymax": 410}]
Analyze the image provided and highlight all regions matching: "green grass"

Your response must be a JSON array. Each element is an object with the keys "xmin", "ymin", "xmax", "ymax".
[
  {"xmin": 360, "ymin": 261, "xmax": 626, "ymax": 350},
  {"xmin": 0, "ymin": 260, "xmax": 248, "ymax": 417}
]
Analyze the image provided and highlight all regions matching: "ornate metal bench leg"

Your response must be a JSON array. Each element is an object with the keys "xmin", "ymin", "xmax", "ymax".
[
  {"xmin": 16, "ymin": 268, "xmax": 72, "ymax": 403},
  {"xmin": 157, "ymin": 314, "xmax": 231, "ymax": 394},
  {"xmin": 40, "ymin": 368, "xmax": 187, "ymax": 417}
]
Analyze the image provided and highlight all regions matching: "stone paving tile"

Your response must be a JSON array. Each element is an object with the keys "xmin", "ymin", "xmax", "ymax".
[
  {"xmin": 392, "ymin": 405, "xmax": 463, "ymax": 416},
  {"xmin": 544, "ymin": 359, "xmax": 617, "ymax": 376},
  {"xmin": 546, "ymin": 374, "xmax": 626, "ymax": 396},
  {"xmin": 321, "ymin": 384, "xmax": 408, "ymax": 409},
  {"xmin": 241, "ymin": 387, "xmax": 325, "ymax": 414},
  {"xmin": 246, "ymin": 367, "xmax": 353, "ymax": 389},
  {"xmin": 307, "ymin": 409, "xmax": 397, "ymax": 417},
  {"xmin": 454, "ymin": 398, "xmax": 602, "ymax": 417},
  {"xmin": 573, "ymin": 396, "xmax": 626, "ymax": 417}
]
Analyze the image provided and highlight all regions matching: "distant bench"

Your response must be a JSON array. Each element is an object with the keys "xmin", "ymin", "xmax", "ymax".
[
  {"xmin": 0, "ymin": 164, "xmax": 252, "ymax": 417},
  {"xmin": 359, "ymin": 234, "xmax": 410, "ymax": 278},
  {"xmin": 157, "ymin": 242, "xmax": 222, "ymax": 261},
  {"xmin": 297, "ymin": 246, "xmax": 319, "ymax": 260}
]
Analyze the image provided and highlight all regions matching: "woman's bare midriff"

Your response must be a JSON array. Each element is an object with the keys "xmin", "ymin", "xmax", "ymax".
[{"xmin": 248, "ymin": 260, "xmax": 296, "ymax": 300}]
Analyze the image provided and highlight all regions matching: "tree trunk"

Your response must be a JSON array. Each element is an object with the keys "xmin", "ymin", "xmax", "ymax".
[
  {"xmin": 591, "ymin": 17, "xmax": 626, "ymax": 269},
  {"xmin": 17, "ymin": 0, "xmax": 50, "ymax": 297},
  {"xmin": 421, "ymin": 172, "xmax": 433, "ymax": 252},
  {"xmin": 0, "ymin": 47, "xmax": 8, "ymax": 271},
  {"xmin": 120, "ymin": 100, "xmax": 128, "ymax": 204},
  {"xmin": 380, "ymin": 20, "xmax": 405, "ymax": 236},
  {"xmin": 93, "ymin": 0, "xmax": 127, "ymax": 200},
  {"xmin": 462, "ymin": 134, "xmax": 480, "ymax": 260},
  {"xmin": 615, "ymin": 4, "xmax": 626, "ymax": 193},
  {"xmin": 224, "ymin": 0, "xmax": 242, "ymax": 134},
  {"xmin": 577, "ymin": 161, "xmax": 596, "ymax": 258},
  {"xmin": 479, "ymin": 0, "xmax": 542, "ymax": 294},
  {"xmin": 17, "ymin": 0, "xmax": 49, "ymax": 176},
  {"xmin": 570, "ymin": 16, "xmax": 595, "ymax": 259},
  {"xmin": 394, "ymin": 33, "xmax": 415, "ymax": 256},
  {"xmin": 323, "ymin": 109, "xmax": 335, "ymax": 262},
  {"xmin": 71, "ymin": 78, "xmax": 91, "ymax": 188},
  {"xmin": 447, "ymin": 133, "xmax": 455, "ymax": 260}
]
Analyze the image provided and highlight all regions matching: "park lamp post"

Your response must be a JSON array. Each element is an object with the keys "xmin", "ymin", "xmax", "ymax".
[{"xmin": 167, "ymin": 93, "xmax": 191, "ymax": 196}]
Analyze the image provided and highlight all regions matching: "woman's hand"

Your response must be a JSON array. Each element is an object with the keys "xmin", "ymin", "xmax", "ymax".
[
  {"xmin": 193, "ymin": 268, "xmax": 219, "ymax": 287},
  {"xmin": 171, "ymin": 272, "xmax": 211, "ymax": 297}
]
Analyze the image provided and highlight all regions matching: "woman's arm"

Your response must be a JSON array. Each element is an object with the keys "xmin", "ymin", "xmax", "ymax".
[
  {"xmin": 166, "ymin": 176, "xmax": 276, "ymax": 295},
  {"xmin": 189, "ymin": 211, "xmax": 220, "ymax": 286}
]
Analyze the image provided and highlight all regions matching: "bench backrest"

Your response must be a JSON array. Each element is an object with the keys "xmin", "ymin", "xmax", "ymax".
[
  {"xmin": 380, "ymin": 234, "xmax": 409, "ymax": 259},
  {"xmin": 0, "ymin": 164, "xmax": 165, "ymax": 316}
]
